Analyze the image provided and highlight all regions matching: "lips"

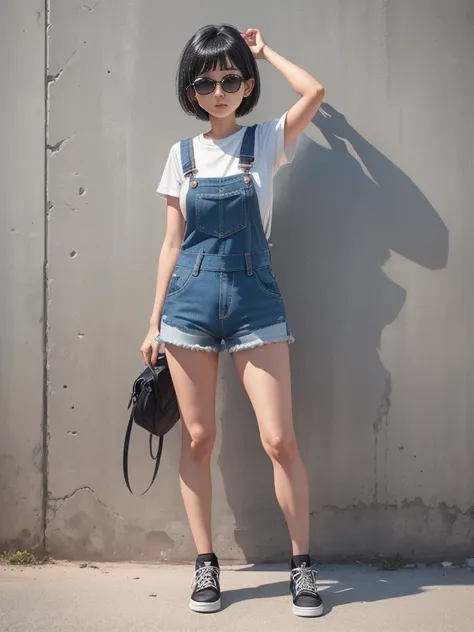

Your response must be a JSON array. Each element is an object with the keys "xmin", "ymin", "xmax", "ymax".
[{"xmin": 214, "ymin": 104, "xmax": 227, "ymax": 108}]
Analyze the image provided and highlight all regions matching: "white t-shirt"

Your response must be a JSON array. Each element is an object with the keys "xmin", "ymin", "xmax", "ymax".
[{"xmin": 156, "ymin": 112, "xmax": 297, "ymax": 238}]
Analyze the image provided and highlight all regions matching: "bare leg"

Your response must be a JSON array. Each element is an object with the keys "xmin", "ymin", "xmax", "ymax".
[
  {"xmin": 232, "ymin": 343, "xmax": 310, "ymax": 555},
  {"xmin": 166, "ymin": 346, "xmax": 219, "ymax": 555}
]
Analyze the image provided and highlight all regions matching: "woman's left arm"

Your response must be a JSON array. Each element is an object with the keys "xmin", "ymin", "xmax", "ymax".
[{"xmin": 242, "ymin": 29, "xmax": 325, "ymax": 147}]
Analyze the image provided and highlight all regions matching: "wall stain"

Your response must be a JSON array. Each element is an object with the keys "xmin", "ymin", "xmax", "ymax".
[{"xmin": 308, "ymin": 498, "xmax": 474, "ymax": 562}]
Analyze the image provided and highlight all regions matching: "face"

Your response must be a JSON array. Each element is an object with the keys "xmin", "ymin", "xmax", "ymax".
[{"xmin": 190, "ymin": 61, "xmax": 255, "ymax": 119}]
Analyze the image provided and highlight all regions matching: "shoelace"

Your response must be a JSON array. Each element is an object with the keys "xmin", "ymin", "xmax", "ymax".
[
  {"xmin": 291, "ymin": 562, "xmax": 318, "ymax": 595},
  {"xmin": 192, "ymin": 565, "xmax": 219, "ymax": 591}
]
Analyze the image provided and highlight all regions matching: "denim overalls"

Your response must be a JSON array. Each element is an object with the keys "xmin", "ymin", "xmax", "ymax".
[{"xmin": 157, "ymin": 125, "xmax": 293, "ymax": 353}]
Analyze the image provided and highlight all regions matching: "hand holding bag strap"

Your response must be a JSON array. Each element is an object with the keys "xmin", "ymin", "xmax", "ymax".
[{"xmin": 123, "ymin": 406, "xmax": 164, "ymax": 495}]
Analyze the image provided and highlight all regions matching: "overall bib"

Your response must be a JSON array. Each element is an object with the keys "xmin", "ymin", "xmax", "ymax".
[{"xmin": 157, "ymin": 125, "xmax": 293, "ymax": 352}]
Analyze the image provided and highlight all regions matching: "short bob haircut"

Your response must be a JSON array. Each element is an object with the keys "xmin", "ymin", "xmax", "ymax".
[{"xmin": 176, "ymin": 24, "xmax": 260, "ymax": 121}]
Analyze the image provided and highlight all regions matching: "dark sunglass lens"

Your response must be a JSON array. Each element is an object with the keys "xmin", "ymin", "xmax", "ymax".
[
  {"xmin": 222, "ymin": 76, "xmax": 243, "ymax": 93},
  {"xmin": 194, "ymin": 79, "xmax": 215, "ymax": 95}
]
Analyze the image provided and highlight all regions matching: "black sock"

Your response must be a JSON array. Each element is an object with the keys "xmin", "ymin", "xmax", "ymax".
[
  {"xmin": 292, "ymin": 554, "xmax": 311, "ymax": 569},
  {"xmin": 197, "ymin": 553, "xmax": 219, "ymax": 566}
]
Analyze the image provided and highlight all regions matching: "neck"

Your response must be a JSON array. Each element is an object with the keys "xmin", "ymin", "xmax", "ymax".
[{"xmin": 205, "ymin": 114, "xmax": 241, "ymax": 140}]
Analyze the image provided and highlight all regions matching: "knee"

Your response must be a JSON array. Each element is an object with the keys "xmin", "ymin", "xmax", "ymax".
[
  {"xmin": 184, "ymin": 424, "xmax": 215, "ymax": 461},
  {"xmin": 262, "ymin": 433, "xmax": 298, "ymax": 464}
]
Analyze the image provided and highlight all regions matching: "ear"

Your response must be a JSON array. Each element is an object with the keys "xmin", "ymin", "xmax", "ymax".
[{"xmin": 243, "ymin": 78, "xmax": 255, "ymax": 98}]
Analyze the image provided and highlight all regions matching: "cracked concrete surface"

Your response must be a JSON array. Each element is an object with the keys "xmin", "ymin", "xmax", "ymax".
[
  {"xmin": 373, "ymin": 374, "xmax": 392, "ymax": 503},
  {"xmin": 82, "ymin": 1, "xmax": 102, "ymax": 12},
  {"xmin": 47, "ymin": 136, "xmax": 73, "ymax": 155},
  {"xmin": 48, "ymin": 486, "xmax": 125, "ymax": 522},
  {"xmin": 45, "ymin": 487, "xmax": 177, "ymax": 561}
]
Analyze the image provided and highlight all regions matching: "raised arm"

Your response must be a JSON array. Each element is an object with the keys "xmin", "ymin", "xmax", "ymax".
[{"xmin": 242, "ymin": 28, "xmax": 325, "ymax": 147}]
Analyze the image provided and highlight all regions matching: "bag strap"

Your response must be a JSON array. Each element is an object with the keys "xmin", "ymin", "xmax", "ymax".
[{"xmin": 122, "ymin": 405, "xmax": 164, "ymax": 495}]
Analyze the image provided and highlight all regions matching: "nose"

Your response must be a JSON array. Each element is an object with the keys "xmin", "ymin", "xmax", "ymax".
[{"xmin": 214, "ymin": 83, "xmax": 224, "ymax": 98}]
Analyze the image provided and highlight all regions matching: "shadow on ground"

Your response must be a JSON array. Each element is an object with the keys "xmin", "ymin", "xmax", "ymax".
[{"xmin": 222, "ymin": 565, "xmax": 473, "ymax": 614}]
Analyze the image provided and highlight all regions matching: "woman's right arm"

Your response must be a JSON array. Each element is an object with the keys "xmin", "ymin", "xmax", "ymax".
[{"xmin": 140, "ymin": 195, "xmax": 184, "ymax": 367}]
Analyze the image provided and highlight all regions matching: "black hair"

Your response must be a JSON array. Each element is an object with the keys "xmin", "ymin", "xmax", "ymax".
[{"xmin": 176, "ymin": 24, "xmax": 260, "ymax": 121}]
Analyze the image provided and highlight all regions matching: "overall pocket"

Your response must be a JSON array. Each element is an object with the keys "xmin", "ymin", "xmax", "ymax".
[
  {"xmin": 166, "ymin": 265, "xmax": 193, "ymax": 297},
  {"xmin": 253, "ymin": 266, "xmax": 282, "ymax": 297},
  {"xmin": 196, "ymin": 189, "xmax": 247, "ymax": 238}
]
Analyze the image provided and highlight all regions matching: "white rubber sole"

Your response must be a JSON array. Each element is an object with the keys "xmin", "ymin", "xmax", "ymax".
[
  {"xmin": 189, "ymin": 598, "xmax": 222, "ymax": 613},
  {"xmin": 292, "ymin": 603, "xmax": 324, "ymax": 618}
]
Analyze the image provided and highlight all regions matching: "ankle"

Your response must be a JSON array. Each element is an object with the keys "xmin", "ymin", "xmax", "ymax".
[
  {"xmin": 196, "ymin": 552, "xmax": 219, "ymax": 566},
  {"xmin": 291, "ymin": 554, "xmax": 311, "ymax": 568}
]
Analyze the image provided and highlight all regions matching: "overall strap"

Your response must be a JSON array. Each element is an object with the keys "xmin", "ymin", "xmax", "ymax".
[
  {"xmin": 239, "ymin": 124, "xmax": 257, "ymax": 171},
  {"xmin": 180, "ymin": 138, "xmax": 197, "ymax": 177}
]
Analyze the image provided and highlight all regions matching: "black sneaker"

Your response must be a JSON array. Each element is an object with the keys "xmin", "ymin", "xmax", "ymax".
[
  {"xmin": 189, "ymin": 554, "xmax": 221, "ymax": 613},
  {"xmin": 290, "ymin": 561, "xmax": 324, "ymax": 617}
]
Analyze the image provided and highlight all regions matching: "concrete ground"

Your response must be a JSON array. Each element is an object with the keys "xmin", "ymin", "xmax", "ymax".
[{"xmin": 1, "ymin": 562, "xmax": 473, "ymax": 631}]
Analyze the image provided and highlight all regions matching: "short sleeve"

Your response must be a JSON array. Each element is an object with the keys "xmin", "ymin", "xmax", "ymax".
[
  {"xmin": 255, "ymin": 112, "xmax": 298, "ymax": 176},
  {"xmin": 156, "ymin": 142, "xmax": 183, "ymax": 200}
]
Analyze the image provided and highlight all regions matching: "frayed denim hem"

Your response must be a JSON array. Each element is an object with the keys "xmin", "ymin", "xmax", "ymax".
[
  {"xmin": 155, "ymin": 337, "xmax": 219, "ymax": 353},
  {"xmin": 227, "ymin": 335, "xmax": 295, "ymax": 353},
  {"xmin": 156, "ymin": 321, "xmax": 294, "ymax": 354},
  {"xmin": 155, "ymin": 322, "xmax": 220, "ymax": 352}
]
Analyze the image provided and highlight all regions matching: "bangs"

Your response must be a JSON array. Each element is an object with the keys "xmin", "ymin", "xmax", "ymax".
[
  {"xmin": 187, "ymin": 34, "xmax": 249, "ymax": 83},
  {"xmin": 196, "ymin": 50, "xmax": 238, "ymax": 77}
]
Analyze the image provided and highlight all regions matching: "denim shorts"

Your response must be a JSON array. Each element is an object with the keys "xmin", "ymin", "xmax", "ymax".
[{"xmin": 156, "ymin": 251, "xmax": 293, "ymax": 353}]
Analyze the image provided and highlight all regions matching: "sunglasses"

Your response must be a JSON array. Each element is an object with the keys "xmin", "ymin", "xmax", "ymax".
[{"xmin": 190, "ymin": 74, "xmax": 245, "ymax": 96}]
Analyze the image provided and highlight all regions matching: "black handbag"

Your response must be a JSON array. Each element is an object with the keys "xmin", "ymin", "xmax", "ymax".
[{"xmin": 123, "ymin": 353, "xmax": 180, "ymax": 495}]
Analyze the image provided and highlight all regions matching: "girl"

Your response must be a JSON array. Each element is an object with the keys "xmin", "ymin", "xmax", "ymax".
[{"xmin": 140, "ymin": 24, "xmax": 325, "ymax": 617}]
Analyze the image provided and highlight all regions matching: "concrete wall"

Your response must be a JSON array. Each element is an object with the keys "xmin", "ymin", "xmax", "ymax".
[
  {"xmin": 0, "ymin": 1, "xmax": 46, "ymax": 554},
  {"xmin": 1, "ymin": 0, "xmax": 473, "ymax": 562}
]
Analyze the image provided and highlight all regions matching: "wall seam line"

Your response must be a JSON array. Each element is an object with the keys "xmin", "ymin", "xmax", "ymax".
[{"xmin": 41, "ymin": 0, "xmax": 51, "ymax": 555}]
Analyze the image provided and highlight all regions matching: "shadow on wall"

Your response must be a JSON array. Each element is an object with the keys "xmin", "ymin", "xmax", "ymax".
[{"xmin": 218, "ymin": 104, "xmax": 449, "ymax": 563}]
